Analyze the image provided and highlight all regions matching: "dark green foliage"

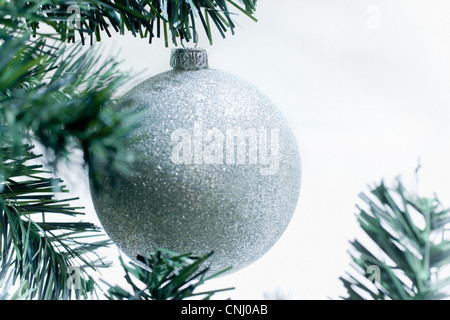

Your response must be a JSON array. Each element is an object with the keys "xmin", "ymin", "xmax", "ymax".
[
  {"xmin": 0, "ymin": 3, "xmax": 130, "ymax": 298},
  {"xmin": 0, "ymin": 144, "xmax": 110, "ymax": 299},
  {"xmin": 2, "ymin": 0, "xmax": 257, "ymax": 46},
  {"xmin": 105, "ymin": 248, "xmax": 234, "ymax": 300},
  {"xmin": 0, "ymin": 31, "xmax": 135, "ymax": 174},
  {"xmin": 340, "ymin": 179, "xmax": 450, "ymax": 300}
]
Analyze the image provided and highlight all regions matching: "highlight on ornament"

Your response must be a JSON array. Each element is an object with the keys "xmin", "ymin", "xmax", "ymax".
[{"xmin": 170, "ymin": 121, "xmax": 280, "ymax": 176}]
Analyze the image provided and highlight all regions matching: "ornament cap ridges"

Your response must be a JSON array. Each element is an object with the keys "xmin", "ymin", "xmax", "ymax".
[{"xmin": 170, "ymin": 48, "xmax": 209, "ymax": 71}]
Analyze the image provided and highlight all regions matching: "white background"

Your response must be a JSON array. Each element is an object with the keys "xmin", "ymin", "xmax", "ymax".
[{"xmin": 63, "ymin": 0, "xmax": 450, "ymax": 299}]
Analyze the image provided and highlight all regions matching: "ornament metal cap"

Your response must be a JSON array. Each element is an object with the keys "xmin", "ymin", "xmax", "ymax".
[{"xmin": 170, "ymin": 48, "xmax": 209, "ymax": 71}]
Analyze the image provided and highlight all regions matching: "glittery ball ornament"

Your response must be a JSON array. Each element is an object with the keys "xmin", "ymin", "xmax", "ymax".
[{"xmin": 90, "ymin": 48, "xmax": 302, "ymax": 274}]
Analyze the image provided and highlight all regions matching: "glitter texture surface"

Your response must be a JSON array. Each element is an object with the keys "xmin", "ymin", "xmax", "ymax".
[{"xmin": 90, "ymin": 62, "xmax": 302, "ymax": 275}]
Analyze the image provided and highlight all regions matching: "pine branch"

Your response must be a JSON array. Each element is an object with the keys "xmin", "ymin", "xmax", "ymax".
[
  {"xmin": 104, "ymin": 248, "xmax": 234, "ymax": 300},
  {"xmin": 340, "ymin": 178, "xmax": 450, "ymax": 300},
  {"xmin": 0, "ymin": 30, "xmax": 135, "ymax": 175},
  {"xmin": 1, "ymin": 0, "xmax": 258, "ymax": 46},
  {"xmin": 0, "ymin": 144, "xmax": 111, "ymax": 300}
]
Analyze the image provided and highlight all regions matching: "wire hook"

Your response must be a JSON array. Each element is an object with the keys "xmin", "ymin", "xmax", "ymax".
[{"xmin": 180, "ymin": 28, "xmax": 198, "ymax": 48}]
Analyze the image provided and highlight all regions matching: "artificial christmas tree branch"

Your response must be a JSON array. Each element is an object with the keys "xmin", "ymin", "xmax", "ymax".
[
  {"xmin": 0, "ymin": 144, "xmax": 110, "ymax": 299},
  {"xmin": 2, "ymin": 0, "xmax": 257, "ymax": 46},
  {"xmin": 0, "ymin": 29, "xmax": 134, "ymax": 174},
  {"xmin": 104, "ymin": 249, "xmax": 234, "ymax": 300},
  {"xmin": 340, "ymin": 178, "xmax": 450, "ymax": 300}
]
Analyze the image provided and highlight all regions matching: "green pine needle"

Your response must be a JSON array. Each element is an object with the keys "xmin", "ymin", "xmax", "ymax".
[
  {"xmin": 0, "ymin": 31, "xmax": 136, "ymax": 176},
  {"xmin": 340, "ymin": 178, "xmax": 450, "ymax": 300},
  {"xmin": 1, "ymin": 0, "xmax": 257, "ymax": 47},
  {"xmin": 0, "ymin": 144, "xmax": 111, "ymax": 300},
  {"xmin": 103, "ymin": 248, "xmax": 234, "ymax": 300}
]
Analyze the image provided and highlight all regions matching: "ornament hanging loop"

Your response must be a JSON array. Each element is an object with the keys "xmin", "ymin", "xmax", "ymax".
[{"xmin": 180, "ymin": 30, "xmax": 199, "ymax": 49}]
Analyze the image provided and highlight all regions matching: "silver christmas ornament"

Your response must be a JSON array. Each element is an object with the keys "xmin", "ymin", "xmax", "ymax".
[{"xmin": 90, "ymin": 48, "xmax": 302, "ymax": 275}]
